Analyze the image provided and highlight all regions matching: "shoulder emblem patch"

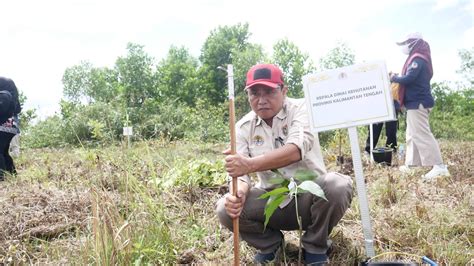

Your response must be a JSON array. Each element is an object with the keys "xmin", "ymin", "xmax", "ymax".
[
  {"xmin": 253, "ymin": 135, "xmax": 264, "ymax": 146},
  {"xmin": 282, "ymin": 125, "xmax": 288, "ymax": 136},
  {"xmin": 410, "ymin": 61, "xmax": 418, "ymax": 69}
]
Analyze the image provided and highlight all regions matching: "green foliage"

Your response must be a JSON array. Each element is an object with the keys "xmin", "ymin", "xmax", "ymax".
[
  {"xmin": 22, "ymin": 115, "xmax": 68, "ymax": 147},
  {"xmin": 261, "ymin": 193, "xmax": 287, "ymax": 229},
  {"xmin": 184, "ymin": 100, "xmax": 228, "ymax": 143},
  {"xmin": 430, "ymin": 82, "xmax": 474, "ymax": 140},
  {"xmin": 457, "ymin": 47, "xmax": 473, "ymax": 85},
  {"xmin": 273, "ymin": 38, "xmax": 316, "ymax": 98},
  {"xmin": 230, "ymin": 43, "xmax": 267, "ymax": 119},
  {"xmin": 159, "ymin": 158, "xmax": 227, "ymax": 188},
  {"xmin": 258, "ymin": 169, "xmax": 325, "ymax": 229},
  {"xmin": 23, "ymin": 101, "xmax": 123, "ymax": 148},
  {"xmin": 138, "ymin": 99, "xmax": 227, "ymax": 142},
  {"xmin": 156, "ymin": 46, "xmax": 200, "ymax": 106},
  {"xmin": 326, "ymin": 129, "xmax": 350, "ymax": 154},
  {"xmin": 87, "ymin": 119, "xmax": 107, "ymax": 141},
  {"xmin": 319, "ymin": 41, "xmax": 355, "ymax": 70},
  {"xmin": 140, "ymin": 99, "xmax": 192, "ymax": 140},
  {"xmin": 62, "ymin": 61, "xmax": 94, "ymax": 103},
  {"xmin": 24, "ymin": 97, "xmax": 229, "ymax": 148},
  {"xmin": 18, "ymin": 89, "xmax": 27, "ymax": 106},
  {"xmin": 129, "ymin": 215, "xmax": 175, "ymax": 264},
  {"xmin": 89, "ymin": 67, "xmax": 120, "ymax": 103},
  {"xmin": 116, "ymin": 43, "xmax": 157, "ymax": 108},
  {"xmin": 231, "ymin": 43, "xmax": 268, "ymax": 91},
  {"xmin": 64, "ymin": 101, "xmax": 123, "ymax": 144},
  {"xmin": 34, "ymin": 25, "xmax": 262, "ymax": 147},
  {"xmin": 62, "ymin": 61, "xmax": 120, "ymax": 104},
  {"xmin": 199, "ymin": 23, "xmax": 251, "ymax": 105},
  {"xmin": 18, "ymin": 108, "xmax": 37, "ymax": 131},
  {"xmin": 298, "ymin": 180, "xmax": 327, "ymax": 200},
  {"xmin": 16, "ymin": 90, "xmax": 37, "ymax": 131},
  {"xmin": 24, "ymin": 24, "xmax": 472, "ymax": 150}
]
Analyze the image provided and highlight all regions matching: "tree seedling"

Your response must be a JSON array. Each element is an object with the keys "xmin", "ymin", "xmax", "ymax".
[{"xmin": 259, "ymin": 169, "xmax": 327, "ymax": 265}]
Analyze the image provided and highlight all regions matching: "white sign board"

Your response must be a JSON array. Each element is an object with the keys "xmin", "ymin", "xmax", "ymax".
[
  {"xmin": 303, "ymin": 61, "xmax": 394, "ymax": 132},
  {"xmin": 123, "ymin": 126, "xmax": 133, "ymax": 136}
]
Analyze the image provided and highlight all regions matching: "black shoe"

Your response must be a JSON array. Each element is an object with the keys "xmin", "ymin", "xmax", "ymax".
[
  {"xmin": 303, "ymin": 240, "xmax": 332, "ymax": 265},
  {"xmin": 254, "ymin": 239, "xmax": 283, "ymax": 264},
  {"xmin": 303, "ymin": 250, "xmax": 328, "ymax": 265}
]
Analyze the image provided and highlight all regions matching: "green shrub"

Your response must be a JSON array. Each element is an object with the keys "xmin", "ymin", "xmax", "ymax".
[
  {"xmin": 184, "ymin": 99, "xmax": 228, "ymax": 143},
  {"xmin": 157, "ymin": 158, "xmax": 226, "ymax": 188},
  {"xmin": 22, "ymin": 116, "xmax": 68, "ymax": 148},
  {"xmin": 430, "ymin": 82, "xmax": 474, "ymax": 140},
  {"xmin": 123, "ymin": 98, "xmax": 228, "ymax": 142},
  {"xmin": 23, "ymin": 101, "xmax": 124, "ymax": 148}
]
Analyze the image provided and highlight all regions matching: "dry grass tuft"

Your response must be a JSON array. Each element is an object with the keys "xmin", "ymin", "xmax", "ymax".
[{"xmin": 0, "ymin": 182, "xmax": 90, "ymax": 263}]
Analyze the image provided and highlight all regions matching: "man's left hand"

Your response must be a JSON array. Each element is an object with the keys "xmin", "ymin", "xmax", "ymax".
[{"xmin": 223, "ymin": 148, "xmax": 254, "ymax": 178}]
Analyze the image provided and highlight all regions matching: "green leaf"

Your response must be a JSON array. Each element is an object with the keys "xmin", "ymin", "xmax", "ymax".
[
  {"xmin": 267, "ymin": 176, "xmax": 286, "ymax": 185},
  {"xmin": 294, "ymin": 169, "xmax": 317, "ymax": 182},
  {"xmin": 298, "ymin": 181, "xmax": 327, "ymax": 201},
  {"xmin": 258, "ymin": 187, "xmax": 289, "ymax": 199},
  {"xmin": 263, "ymin": 194, "xmax": 287, "ymax": 230},
  {"xmin": 271, "ymin": 169, "xmax": 285, "ymax": 179}
]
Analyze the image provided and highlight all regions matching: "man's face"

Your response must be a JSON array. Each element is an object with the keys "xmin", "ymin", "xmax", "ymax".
[{"xmin": 247, "ymin": 85, "xmax": 288, "ymax": 121}]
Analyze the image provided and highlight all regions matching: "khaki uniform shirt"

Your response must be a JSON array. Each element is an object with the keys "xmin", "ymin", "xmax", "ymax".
[{"xmin": 236, "ymin": 97, "xmax": 327, "ymax": 190}]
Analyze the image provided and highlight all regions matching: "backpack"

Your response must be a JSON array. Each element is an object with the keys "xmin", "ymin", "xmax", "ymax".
[
  {"xmin": 0, "ymin": 90, "xmax": 14, "ymax": 117},
  {"xmin": 0, "ymin": 77, "xmax": 20, "ymax": 116}
]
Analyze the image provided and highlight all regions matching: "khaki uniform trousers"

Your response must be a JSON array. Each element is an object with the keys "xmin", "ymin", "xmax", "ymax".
[
  {"xmin": 216, "ymin": 172, "xmax": 353, "ymax": 254},
  {"xmin": 405, "ymin": 104, "xmax": 443, "ymax": 166}
]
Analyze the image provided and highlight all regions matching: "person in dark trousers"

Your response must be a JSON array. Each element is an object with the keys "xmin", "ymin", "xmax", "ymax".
[
  {"xmin": 365, "ymin": 82, "xmax": 401, "ymax": 153},
  {"xmin": 0, "ymin": 77, "xmax": 21, "ymax": 180},
  {"xmin": 216, "ymin": 64, "xmax": 353, "ymax": 265}
]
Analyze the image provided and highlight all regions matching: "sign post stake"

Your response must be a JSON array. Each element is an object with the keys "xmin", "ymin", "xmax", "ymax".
[
  {"xmin": 369, "ymin": 123, "xmax": 374, "ymax": 163},
  {"xmin": 123, "ymin": 113, "xmax": 133, "ymax": 149},
  {"xmin": 348, "ymin": 126, "xmax": 375, "ymax": 257}
]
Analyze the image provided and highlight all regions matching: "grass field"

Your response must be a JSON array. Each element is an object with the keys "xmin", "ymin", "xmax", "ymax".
[{"xmin": 0, "ymin": 139, "xmax": 472, "ymax": 264}]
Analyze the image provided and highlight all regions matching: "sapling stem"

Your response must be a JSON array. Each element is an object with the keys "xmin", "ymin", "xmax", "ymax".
[{"xmin": 294, "ymin": 184, "xmax": 303, "ymax": 266}]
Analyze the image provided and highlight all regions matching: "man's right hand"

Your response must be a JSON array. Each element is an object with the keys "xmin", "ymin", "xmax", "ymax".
[
  {"xmin": 224, "ymin": 189, "xmax": 247, "ymax": 219},
  {"xmin": 223, "ymin": 148, "xmax": 255, "ymax": 178}
]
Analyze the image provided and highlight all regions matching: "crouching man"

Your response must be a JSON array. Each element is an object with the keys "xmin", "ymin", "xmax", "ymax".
[{"xmin": 216, "ymin": 64, "xmax": 353, "ymax": 265}]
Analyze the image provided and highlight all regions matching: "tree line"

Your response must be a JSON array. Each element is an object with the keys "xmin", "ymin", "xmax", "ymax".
[{"xmin": 20, "ymin": 23, "xmax": 473, "ymax": 147}]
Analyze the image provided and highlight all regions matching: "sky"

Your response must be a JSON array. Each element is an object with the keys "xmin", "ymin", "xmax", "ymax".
[{"xmin": 0, "ymin": 0, "xmax": 472, "ymax": 118}]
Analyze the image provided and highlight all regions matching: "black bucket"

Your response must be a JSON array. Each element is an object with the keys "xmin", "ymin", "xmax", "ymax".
[{"xmin": 372, "ymin": 147, "xmax": 393, "ymax": 166}]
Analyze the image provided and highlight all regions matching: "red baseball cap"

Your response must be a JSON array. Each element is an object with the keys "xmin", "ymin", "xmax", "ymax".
[{"xmin": 245, "ymin": 64, "xmax": 284, "ymax": 90}]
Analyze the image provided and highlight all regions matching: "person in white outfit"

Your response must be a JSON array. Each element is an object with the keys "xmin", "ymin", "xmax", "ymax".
[{"xmin": 391, "ymin": 33, "xmax": 450, "ymax": 181}]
